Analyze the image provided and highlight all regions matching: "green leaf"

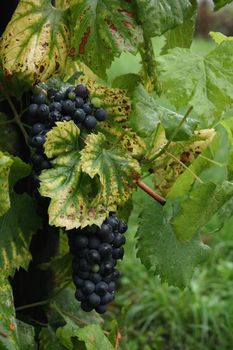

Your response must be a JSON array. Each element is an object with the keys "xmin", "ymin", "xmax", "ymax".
[
  {"xmin": 0, "ymin": 194, "xmax": 42, "ymax": 276},
  {"xmin": 39, "ymin": 327, "xmax": 66, "ymax": 350},
  {"xmin": 158, "ymin": 41, "xmax": 233, "ymax": 125},
  {"xmin": 213, "ymin": 0, "xmax": 232, "ymax": 11},
  {"xmin": 77, "ymin": 324, "xmax": 114, "ymax": 350},
  {"xmin": 136, "ymin": 197, "xmax": 209, "ymax": 288},
  {"xmin": 0, "ymin": 276, "xmax": 19, "ymax": 350},
  {"xmin": 17, "ymin": 320, "xmax": 37, "ymax": 350},
  {"xmin": 70, "ymin": 0, "xmax": 143, "ymax": 78},
  {"xmin": 209, "ymin": 31, "xmax": 233, "ymax": 44},
  {"xmin": 0, "ymin": 0, "xmax": 69, "ymax": 92},
  {"xmin": 0, "ymin": 152, "xmax": 13, "ymax": 217},
  {"xmin": 171, "ymin": 181, "xmax": 233, "ymax": 241},
  {"xmin": 81, "ymin": 132, "xmax": 140, "ymax": 207},
  {"xmin": 40, "ymin": 121, "xmax": 113, "ymax": 229},
  {"xmin": 130, "ymin": 85, "xmax": 197, "ymax": 139},
  {"xmin": 135, "ymin": 0, "xmax": 193, "ymax": 38}
]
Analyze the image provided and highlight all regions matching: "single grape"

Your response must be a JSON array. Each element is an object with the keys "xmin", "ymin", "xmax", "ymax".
[
  {"xmin": 87, "ymin": 293, "xmax": 100, "ymax": 307},
  {"xmin": 81, "ymin": 301, "xmax": 94, "ymax": 312},
  {"xmin": 65, "ymin": 87, "xmax": 76, "ymax": 100},
  {"xmin": 82, "ymin": 280, "xmax": 95, "ymax": 295},
  {"xmin": 47, "ymin": 88, "xmax": 57, "ymax": 100},
  {"xmin": 40, "ymin": 160, "xmax": 51, "ymax": 170},
  {"xmin": 98, "ymin": 243, "xmax": 112, "ymax": 258},
  {"xmin": 50, "ymin": 102, "xmax": 62, "ymax": 112},
  {"xmin": 33, "ymin": 92, "xmax": 47, "ymax": 105},
  {"xmin": 54, "ymin": 91, "xmax": 66, "ymax": 101},
  {"xmin": 75, "ymin": 289, "xmax": 86, "ymax": 302},
  {"xmin": 99, "ymin": 223, "xmax": 112, "ymax": 236},
  {"xmin": 79, "ymin": 258, "xmax": 90, "ymax": 272},
  {"xmin": 75, "ymin": 97, "xmax": 84, "ymax": 108},
  {"xmin": 95, "ymin": 281, "xmax": 108, "ymax": 296},
  {"xmin": 91, "ymin": 97, "xmax": 101, "ymax": 108},
  {"xmin": 112, "ymin": 233, "xmax": 126, "ymax": 248},
  {"xmin": 106, "ymin": 215, "xmax": 119, "ymax": 230},
  {"xmin": 95, "ymin": 108, "xmax": 107, "ymax": 121},
  {"xmin": 38, "ymin": 104, "xmax": 50, "ymax": 118},
  {"xmin": 86, "ymin": 250, "xmax": 101, "ymax": 264},
  {"xmin": 112, "ymin": 247, "xmax": 124, "ymax": 260},
  {"xmin": 61, "ymin": 115, "xmax": 72, "ymax": 122},
  {"xmin": 73, "ymin": 276, "xmax": 84, "ymax": 287},
  {"xmin": 100, "ymin": 261, "xmax": 114, "ymax": 276},
  {"xmin": 118, "ymin": 220, "xmax": 128, "ymax": 234},
  {"xmin": 95, "ymin": 304, "xmax": 107, "ymax": 314},
  {"xmin": 89, "ymin": 273, "xmax": 102, "ymax": 284},
  {"xmin": 75, "ymin": 84, "xmax": 89, "ymax": 98},
  {"xmin": 62, "ymin": 100, "xmax": 75, "ymax": 115},
  {"xmin": 31, "ymin": 123, "xmax": 47, "ymax": 135},
  {"xmin": 83, "ymin": 103, "xmax": 92, "ymax": 114},
  {"xmin": 88, "ymin": 236, "xmax": 100, "ymax": 250},
  {"xmin": 49, "ymin": 110, "xmax": 62, "ymax": 122},
  {"xmin": 34, "ymin": 135, "xmax": 46, "ymax": 147},
  {"xmin": 73, "ymin": 109, "xmax": 86, "ymax": 123},
  {"xmin": 108, "ymin": 281, "xmax": 116, "ymax": 293},
  {"xmin": 73, "ymin": 234, "xmax": 88, "ymax": 250},
  {"xmin": 100, "ymin": 292, "xmax": 114, "ymax": 305},
  {"xmin": 28, "ymin": 104, "xmax": 38, "ymax": 117},
  {"xmin": 31, "ymin": 153, "xmax": 45, "ymax": 165},
  {"xmin": 112, "ymin": 269, "xmax": 120, "ymax": 280}
]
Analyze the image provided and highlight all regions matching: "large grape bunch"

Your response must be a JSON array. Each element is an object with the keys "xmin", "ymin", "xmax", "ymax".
[
  {"xmin": 68, "ymin": 213, "xmax": 127, "ymax": 314},
  {"xmin": 27, "ymin": 83, "xmax": 107, "ymax": 181}
]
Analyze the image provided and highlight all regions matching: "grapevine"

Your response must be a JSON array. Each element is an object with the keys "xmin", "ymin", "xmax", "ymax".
[{"xmin": 0, "ymin": 0, "xmax": 233, "ymax": 349}]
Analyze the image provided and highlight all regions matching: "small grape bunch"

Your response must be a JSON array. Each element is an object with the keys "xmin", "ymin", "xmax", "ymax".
[
  {"xmin": 68, "ymin": 213, "xmax": 127, "ymax": 314},
  {"xmin": 27, "ymin": 83, "xmax": 107, "ymax": 185}
]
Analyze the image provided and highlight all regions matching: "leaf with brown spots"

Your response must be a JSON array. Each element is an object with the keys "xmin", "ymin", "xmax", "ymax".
[
  {"xmin": 69, "ymin": 0, "xmax": 143, "ymax": 78},
  {"xmin": 0, "ymin": 0, "xmax": 69, "ymax": 93}
]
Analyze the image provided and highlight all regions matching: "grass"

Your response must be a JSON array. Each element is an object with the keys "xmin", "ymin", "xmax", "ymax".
[{"xmin": 106, "ymin": 202, "xmax": 233, "ymax": 350}]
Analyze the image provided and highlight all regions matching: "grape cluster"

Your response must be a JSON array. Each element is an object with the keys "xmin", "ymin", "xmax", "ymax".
[
  {"xmin": 27, "ymin": 84, "xmax": 107, "ymax": 184},
  {"xmin": 68, "ymin": 213, "xmax": 127, "ymax": 314}
]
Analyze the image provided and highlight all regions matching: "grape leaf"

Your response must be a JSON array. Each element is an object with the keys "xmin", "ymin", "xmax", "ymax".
[
  {"xmin": 0, "ymin": 194, "xmax": 42, "ymax": 276},
  {"xmin": 40, "ymin": 121, "xmax": 115, "ymax": 229},
  {"xmin": 17, "ymin": 320, "xmax": 37, "ymax": 350},
  {"xmin": 39, "ymin": 327, "xmax": 66, "ymax": 350},
  {"xmin": 77, "ymin": 324, "xmax": 114, "ymax": 350},
  {"xmin": 81, "ymin": 132, "xmax": 140, "ymax": 206},
  {"xmin": 171, "ymin": 181, "xmax": 233, "ymax": 241},
  {"xmin": 0, "ymin": 153, "xmax": 13, "ymax": 217},
  {"xmin": 135, "ymin": 0, "xmax": 193, "ymax": 38},
  {"xmin": 209, "ymin": 31, "xmax": 233, "ymax": 45},
  {"xmin": 69, "ymin": 0, "xmax": 143, "ymax": 78},
  {"xmin": 158, "ymin": 41, "xmax": 233, "ymax": 125},
  {"xmin": 213, "ymin": 0, "xmax": 232, "ymax": 10},
  {"xmin": 0, "ymin": 0, "xmax": 69, "ymax": 92},
  {"xmin": 136, "ymin": 197, "xmax": 209, "ymax": 288},
  {"xmin": 130, "ymin": 85, "xmax": 197, "ymax": 139},
  {"xmin": 0, "ymin": 276, "xmax": 19, "ymax": 350}
]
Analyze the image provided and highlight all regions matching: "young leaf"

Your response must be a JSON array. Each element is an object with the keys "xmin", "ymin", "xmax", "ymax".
[
  {"xmin": 0, "ymin": 0, "xmax": 69, "ymax": 92},
  {"xmin": 171, "ymin": 181, "xmax": 233, "ymax": 241},
  {"xmin": 0, "ymin": 194, "xmax": 42, "ymax": 276},
  {"xmin": 40, "ymin": 121, "xmax": 115, "ymax": 229},
  {"xmin": 69, "ymin": 0, "xmax": 143, "ymax": 78},
  {"xmin": 136, "ymin": 197, "xmax": 209, "ymax": 288},
  {"xmin": 0, "ymin": 276, "xmax": 19, "ymax": 350},
  {"xmin": 158, "ymin": 41, "xmax": 233, "ymax": 125},
  {"xmin": 81, "ymin": 132, "xmax": 140, "ymax": 206},
  {"xmin": 135, "ymin": 0, "xmax": 193, "ymax": 38}
]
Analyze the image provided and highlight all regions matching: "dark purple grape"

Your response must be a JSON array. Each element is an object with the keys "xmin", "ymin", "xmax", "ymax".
[
  {"xmin": 61, "ymin": 116, "xmax": 72, "ymax": 122},
  {"xmin": 34, "ymin": 135, "xmax": 46, "ymax": 147},
  {"xmin": 112, "ymin": 247, "xmax": 124, "ymax": 260},
  {"xmin": 73, "ymin": 235, "xmax": 88, "ymax": 250},
  {"xmin": 100, "ymin": 292, "xmax": 114, "ymax": 305},
  {"xmin": 107, "ymin": 215, "xmax": 119, "ymax": 230},
  {"xmin": 98, "ymin": 243, "xmax": 112, "ymax": 258},
  {"xmin": 75, "ymin": 289, "xmax": 86, "ymax": 302},
  {"xmin": 86, "ymin": 250, "xmax": 101, "ymax": 264},
  {"xmin": 40, "ymin": 160, "xmax": 51, "ymax": 170},
  {"xmin": 73, "ymin": 109, "xmax": 86, "ymax": 123},
  {"xmin": 99, "ymin": 223, "xmax": 112, "ymax": 236},
  {"xmin": 118, "ymin": 221, "xmax": 127, "ymax": 234},
  {"xmin": 73, "ymin": 276, "xmax": 84, "ymax": 287},
  {"xmin": 82, "ymin": 280, "xmax": 95, "ymax": 295},
  {"xmin": 28, "ymin": 104, "xmax": 38, "ymax": 117},
  {"xmin": 79, "ymin": 258, "xmax": 90, "ymax": 271},
  {"xmin": 95, "ymin": 282, "xmax": 108, "ymax": 296},
  {"xmin": 112, "ymin": 270, "xmax": 120, "ymax": 280},
  {"xmin": 95, "ymin": 108, "xmax": 107, "ymax": 121},
  {"xmin": 102, "ymin": 274, "xmax": 113, "ymax": 283},
  {"xmin": 31, "ymin": 123, "xmax": 46, "ymax": 135},
  {"xmin": 108, "ymin": 281, "xmax": 116, "ymax": 293},
  {"xmin": 76, "ymin": 270, "xmax": 89, "ymax": 279},
  {"xmin": 65, "ymin": 87, "xmax": 76, "ymax": 100},
  {"xmin": 87, "ymin": 293, "xmax": 101, "ymax": 307},
  {"xmin": 38, "ymin": 104, "xmax": 50, "ymax": 118},
  {"xmin": 49, "ymin": 110, "xmax": 62, "ymax": 122},
  {"xmin": 113, "ymin": 233, "xmax": 126, "ymax": 248},
  {"xmin": 75, "ymin": 97, "xmax": 84, "ymax": 108},
  {"xmin": 88, "ymin": 236, "xmax": 100, "ymax": 249},
  {"xmin": 95, "ymin": 304, "xmax": 107, "ymax": 314},
  {"xmin": 81, "ymin": 301, "xmax": 94, "ymax": 312},
  {"xmin": 62, "ymin": 100, "xmax": 75, "ymax": 115},
  {"xmin": 54, "ymin": 91, "xmax": 66, "ymax": 101},
  {"xmin": 84, "ymin": 115, "xmax": 97, "ymax": 129},
  {"xmin": 100, "ymin": 261, "xmax": 114, "ymax": 276},
  {"xmin": 75, "ymin": 84, "xmax": 89, "ymax": 98},
  {"xmin": 31, "ymin": 153, "xmax": 44, "ymax": 165},
  {"xmin": 33, "ymin": 92, "xmax": 47, "ymax": 105},
  {"xmin": 50, "ymin": 102, "xmax": 62, "ymax": 112},
  {"xmin": 83, "ymin": 103, "xmax": 92, "ymax": 114},
  {"xmin": 89, "ymin": 273, "xmax": 102, "ymax": 284},
  {"xmin": 47, "ymin": 88, "xmax": 57, "ymax": 100}
]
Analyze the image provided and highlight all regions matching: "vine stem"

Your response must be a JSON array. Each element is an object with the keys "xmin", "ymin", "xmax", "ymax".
[
  {"xmin": 0, "ymin": 89, "xmax": 28, "ymax": 144},
  {"xmin": 145, "ymin": 106, "xmax": 194, "ymax": 163},
  {"xmin": 15, "ymin": 299, "xmax": 49, "ymax": 312},
  {"xmin": 136, "ymin": 179, "xmax": 166, "ymax": 206}
]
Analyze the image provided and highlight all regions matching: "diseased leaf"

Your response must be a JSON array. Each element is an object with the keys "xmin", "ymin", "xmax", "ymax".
[
  {"xmin": 40, "ymin": 122, "xmax": 113, "ymax": 229},
  {"xmin": 135, "ymin": 0, "xmax": 193, "ymax": 38},
  {"xmin": 0, "ymin": 153, "xmax": 13, "ymax": 217},
  {"xmin": 81, "ymin": 132, "xmax": 140, "ymax": 206},
  {"xmin": 70, "ymin": 0, "xmax": 143, "ymax": 78},
  {"xmin": 0, "ymin": 276, "xmax": 19, "ymax": 350},
  {"xmin": 158, "ymin": 41, "xmax": 233, "ymax": 125},
  {"xmin": 137, "ymin": 198, "xmax": 209, "ymax": 288},
  {"xmin": 0, "ymin": 0, "xmax": 69, "ymax": 93},
  {"xmin": 0, "ymin": 194, "xmax": 42, "ymax": 276},
  {"xmin": 77, "ymin": 324, "xmax": 114, "ymax": 350}
]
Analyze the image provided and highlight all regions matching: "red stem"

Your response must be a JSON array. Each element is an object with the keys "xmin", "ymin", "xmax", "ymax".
[{"xmin": 137, "ymin": 180, "xmax": 166, "ymax": 206}]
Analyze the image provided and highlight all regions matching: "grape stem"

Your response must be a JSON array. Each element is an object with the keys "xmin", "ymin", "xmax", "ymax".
[
  {"xmin": 136, "ymin": 179, "xmax": 166, "ymax": 206},
  {"xmin": 145, "ymin": 106, "xmax": 194, "ymax": 163},
  {"xmin": 0, "ymin": 89, "xmax": 28, "ymax": 145}
]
